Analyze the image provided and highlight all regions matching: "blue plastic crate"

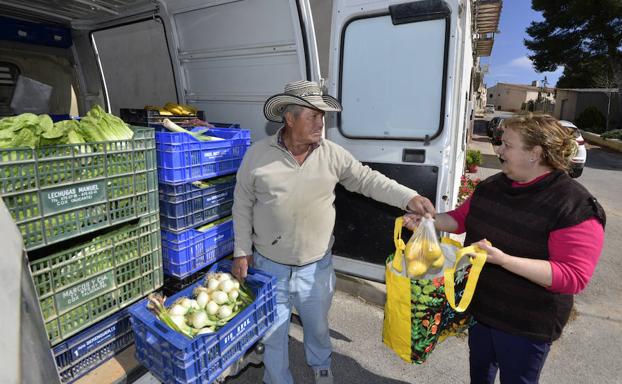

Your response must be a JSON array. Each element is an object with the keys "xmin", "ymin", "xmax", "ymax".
[
  {"xmin": 53, "ymin": 310, "xmax": 134, "ymax": 384},
  {"xmin": 155, "ymin": 126, "xmax": 250, "ymax": 184},
  {"xmin": 163, "ymin": 239, "xmax": 232, "ymax": 279},
  {"xmin": 158, "ymin": 175, "xmax": 236, "ymax": 232},
  {"xmin": 158, "ymin": 175, "xmax": 236, "ymax": 203},
  {"xmin": 161, "ymin": 217, "xmax": 234, "ymax": 278},
  {"xmin": 128, "ymin": 260, "xmax": 277, "ymax": 384},
  {"xmin": 160, "ymin": 200, "xmax": 233, "ymax": 233}
]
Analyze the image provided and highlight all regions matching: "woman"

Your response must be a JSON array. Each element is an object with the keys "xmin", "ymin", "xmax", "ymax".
[{"xmin": 405, "ymin": 114, "xmax": 606, "ymax": 384}]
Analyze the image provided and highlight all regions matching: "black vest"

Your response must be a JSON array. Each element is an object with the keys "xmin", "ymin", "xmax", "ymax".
[{"xmin": 465, "ymin": 171, "xmax": 605, "ymax": 342}]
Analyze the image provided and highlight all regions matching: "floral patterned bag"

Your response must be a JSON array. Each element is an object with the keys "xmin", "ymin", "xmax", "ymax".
[{"xmin": 383, "ymin": 218, "xmax": 487, "ymax": 364}]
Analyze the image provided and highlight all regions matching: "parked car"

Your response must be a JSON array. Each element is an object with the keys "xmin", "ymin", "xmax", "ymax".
[
  {"xmin": 488, "ymin": 117, "xmax": 504, "ymax": 144},
  {"xmin": 559, "ymin": 120, "xmax": 587, "ymax": 178},
  {"xmin": 485, "ymin": 104, "xmax": 495, "ymax": 114}
]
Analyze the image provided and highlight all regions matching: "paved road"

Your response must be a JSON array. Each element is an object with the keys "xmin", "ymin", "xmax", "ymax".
[{"xmin": 138, "ymin": 118, "xmax": 622, "ymax": 384}]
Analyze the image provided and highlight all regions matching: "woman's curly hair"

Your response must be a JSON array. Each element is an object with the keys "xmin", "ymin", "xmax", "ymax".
[{"xmin": 501, "ymin": 114, "xmax": 578, "ymax": 172}]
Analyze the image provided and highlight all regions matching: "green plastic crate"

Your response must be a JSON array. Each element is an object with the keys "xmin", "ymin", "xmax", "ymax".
[
  {"xmin": 0, "ymin": 126, "xmax": 159, "ymax": 250},
  {"xmin": 29, "ymin": 214, "xmax": 163, "ymax": 346}
]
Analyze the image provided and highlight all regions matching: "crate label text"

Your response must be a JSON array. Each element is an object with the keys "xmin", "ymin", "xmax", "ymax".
[
  {"xmin": 55, "ymin": 270, "xmax": 115, "ymax": 313},
  {"xmin": 42, "ymin": 180, "xmax": 107, "ymax": 215},
  {"xmin": 222, "ymin": 316, "xmax": 252, "ymax": 347}
]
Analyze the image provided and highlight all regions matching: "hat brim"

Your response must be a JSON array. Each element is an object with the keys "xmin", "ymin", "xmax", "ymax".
[{"xmin": 264, "ymin": 94, "xmax": 342, "ymax": 123}]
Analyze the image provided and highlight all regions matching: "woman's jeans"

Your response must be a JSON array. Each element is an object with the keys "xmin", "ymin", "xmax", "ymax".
[
  {"xmin": 469, "ymin": 322, "xmax": 552, "ymax": 384},
  {"xmin": 253, "ymin": 250, "xmax": 336, "ymax": 384}
]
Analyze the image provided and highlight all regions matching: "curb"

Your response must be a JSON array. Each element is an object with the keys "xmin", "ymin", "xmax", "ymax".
[
  {"xmin": 336, "ymin": 273, "xmax": 386, "ymax": 308},
  {"xmin": 581, "ymin": 130, "xmax": 622, "ymax": 153}
]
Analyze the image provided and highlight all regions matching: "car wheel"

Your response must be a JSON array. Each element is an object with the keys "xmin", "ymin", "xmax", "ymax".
[{"xmin": 569, "ymin": 167, "xmax": 583, "ymax": 178}]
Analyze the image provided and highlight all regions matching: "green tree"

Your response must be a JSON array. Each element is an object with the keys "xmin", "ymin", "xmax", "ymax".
[{"xmin": 524, "ymin": 0, "xmax": 622, "ymax": 106}]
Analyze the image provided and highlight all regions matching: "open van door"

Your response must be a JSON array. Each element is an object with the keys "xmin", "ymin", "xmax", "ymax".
[
  {"xmin": 326, "ymin": 0, "xmax": 473, "ymax": 281},
  {"xmin": 157, "ymin": 0, "xmax": 321, "ymax": 141}
]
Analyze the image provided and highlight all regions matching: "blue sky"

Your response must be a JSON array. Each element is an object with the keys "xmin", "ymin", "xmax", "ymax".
[{"xmin": 480, "ymin": 1, "xmax": 563, "ymax": 88}]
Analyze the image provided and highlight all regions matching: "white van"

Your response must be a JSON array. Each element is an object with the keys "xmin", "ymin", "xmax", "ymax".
[
  {"xmin": 0, "ymin": 0, "xmax": 477, "ymax": 281},
  {"xmin": 1, "ymin": 0, "xmax": 486, "ymax": 380}
]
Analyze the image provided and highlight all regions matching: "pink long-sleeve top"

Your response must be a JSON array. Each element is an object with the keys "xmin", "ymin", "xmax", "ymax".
[{"xmin": 447, "ymin": 175, "xmax": 604, "ymax": 295}]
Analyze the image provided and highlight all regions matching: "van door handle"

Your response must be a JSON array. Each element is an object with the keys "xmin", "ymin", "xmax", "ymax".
[{"xmin": 402, "ymin": 149, "xmax": 425, "ymax": 163}]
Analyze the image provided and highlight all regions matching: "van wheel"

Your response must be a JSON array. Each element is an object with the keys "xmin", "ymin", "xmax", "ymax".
[{"xmin": 569, "ymin": 167, "xmax": 583, "ymax": 178}]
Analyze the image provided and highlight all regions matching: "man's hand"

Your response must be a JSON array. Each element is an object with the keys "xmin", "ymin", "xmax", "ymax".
[
  {"xmin": 407, "ymin": 195, "xmax": 436, "ymax": 216},
  {"xmin": 402, "ymin": 213, "xmax": 432, "ymax": 231},
  {"xmin": 232, "ymin": 255, "xmax": 253, "ymax": 281}
]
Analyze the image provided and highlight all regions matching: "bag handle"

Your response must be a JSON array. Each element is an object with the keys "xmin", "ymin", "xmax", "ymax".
[
  {"xmin": 391, "ymin": 217, "xmax": 406, "ymax": 273},
  {"xmin": 444, "ymin": 244, "xmax": 487, "ymax": 312}
]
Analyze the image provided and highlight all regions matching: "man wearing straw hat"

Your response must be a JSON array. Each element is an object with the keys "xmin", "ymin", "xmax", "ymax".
[{"xmin": 232, "ymin": 80, "xmax": 435, "ymax": 384}]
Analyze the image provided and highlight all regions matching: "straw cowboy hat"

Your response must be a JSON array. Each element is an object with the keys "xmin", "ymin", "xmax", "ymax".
[{"xmin": 263, "ymin": 80, "xmax": 342, "ymax": 123}]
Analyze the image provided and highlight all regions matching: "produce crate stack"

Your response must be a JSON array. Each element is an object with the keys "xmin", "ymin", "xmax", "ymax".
[
  {"xmin": 0, "ymin": 110, "xmax": 163, "ymax": 383},
  {"xmin": 153, "ymin": 120, "xmax": 250, "ymax": 287}
]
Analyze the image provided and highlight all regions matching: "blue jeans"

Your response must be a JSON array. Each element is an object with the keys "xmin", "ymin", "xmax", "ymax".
[
  {"xmin": 469, "ymin": 322, "xmax": 552, "ymax": 384},
  {"xmin": 253, "ymin": 250, "xmax": 336, "ymax": 384}
]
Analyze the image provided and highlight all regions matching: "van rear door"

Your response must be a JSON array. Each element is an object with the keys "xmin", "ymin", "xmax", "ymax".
[
  {"xmin": 326, "ymin": 0, "xmax": 469, "ymax": 281},
  {"xmin": 158, "ymin": 0, "xmax": 320, "ymax": 141}
]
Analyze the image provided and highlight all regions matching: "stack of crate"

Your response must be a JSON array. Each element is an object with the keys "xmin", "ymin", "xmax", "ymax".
[
  {"xmin": 154, "ymin": 120, "xmax": 250, "ymax": 288},
  {"xmin": 120, "ymin": 108, "xmax": 251, "ymax": 290},
  {"xmin": 0, "ymin": 125, "xmax": 162, "ymax": 383}
]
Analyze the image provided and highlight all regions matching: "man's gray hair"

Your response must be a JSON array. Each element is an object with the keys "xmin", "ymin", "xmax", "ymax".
[{"xmin": 282, "ymin": 104, "xmax": 304, "ymax": 122}]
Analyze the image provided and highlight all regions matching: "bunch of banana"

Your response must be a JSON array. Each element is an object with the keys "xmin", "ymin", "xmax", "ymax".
[
  {"xmin": 404, "ymin": 237, "xmax": 444, "ymax": 278},
  {"xmin": 144, "ymin": 103, "xmax": 198, "ymax": 116},
  {"xmin": 163, "ymin": 102, "xmax": 198, "ymax": 116},
  {"xmin": 144, "ymin": 105, "xmax": 173, "ymax": 115}
]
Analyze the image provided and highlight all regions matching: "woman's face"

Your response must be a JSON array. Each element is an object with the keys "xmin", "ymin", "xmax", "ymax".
[{"xmin": 495, "ymin": 127, "xmax": 538, "ymax": 181}]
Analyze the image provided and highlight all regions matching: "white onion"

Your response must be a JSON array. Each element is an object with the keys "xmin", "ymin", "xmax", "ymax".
[
  {"xmin": 190, "ymin": 311, "xmax": 209, "ymax": 329},
  {"xmin": 168, "ymin": 304, "xmax": 187, "ymax": 317},
  {"xmin": 212, "ymin": 290, "xmax": 229, "ymax": 305},
  {"xmin": 197, "ymin": 327, "xmax": 215, "ymax": 335},
  {"xmin": 207, "ymin": 278, "xmax": 219, "ymax": 290},
  {"xmin": 217, "ymin": 305, "xmax": 232, "ymax": 319},
  {"xmin": 188, "ymin": 299, "xmax": 200, "ymax": 310},
  {"xmin": 218, "ymin": 273, "xmax": 232, "ymax": 281},
  {"xmin": 180, "ymin": 298, "xmax": 193, "ymax": 309},
  {"xmin": 206, "ymin": 301, "xmax": 219, "ymax": 315},
  {"xmin": 196, "ymin": 291, "xmax": 209, "ymax": 309},
  {"xmin": 232, "ymin": 280, "xmax": 240, "ymax": 290},
  {"xmin": 228, "ymin": 290, "xmax": 239, "ymax": 301},
  {"xmin": 170, "ymin": 315, "xmax": 187, "ymax": 329},
  {"xmin": 219, "ymin": 279, "xmax": 234, "ymax": 293}
]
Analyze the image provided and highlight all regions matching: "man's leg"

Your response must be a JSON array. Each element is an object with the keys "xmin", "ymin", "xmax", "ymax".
[
  {"xmin": 292, "ymin": 251, "xmax": 336, "ymax": 375},
  {"xmin": 469, "ymin": 322, "xmax": 499, "ymax": 384},
  {"xmin": 253, "ymin": 252, "xmax": 294, "ymax": 384}
]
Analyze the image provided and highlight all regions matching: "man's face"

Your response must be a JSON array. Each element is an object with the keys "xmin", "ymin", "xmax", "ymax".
[{"xmin": 289, "ymin": 107, "xmax": 325, "ymax": 144}]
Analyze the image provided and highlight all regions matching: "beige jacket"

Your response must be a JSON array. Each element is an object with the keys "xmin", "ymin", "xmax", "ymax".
[{"xmin": 232, "ymin": 131, "xmax": 418, "ymax": 266}]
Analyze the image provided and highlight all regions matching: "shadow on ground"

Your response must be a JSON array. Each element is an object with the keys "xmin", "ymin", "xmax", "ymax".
[
  {"xmin": 585, "ymin": 147, "xmax": 622, "ymax": 171},
  {"xmin": 471, "ymin": 136, "xmax": 491, "ymax": 143},
  {"xmin": 226, "ymin": 336, "xmax": 411, "ymax": 384},
  {"xmin": 481, "ymin": 153, "xmax": 502, "ymax": 170},
  {"xmin": 473, "ymin": 119, "xmax": 489, "ymax": 135}
]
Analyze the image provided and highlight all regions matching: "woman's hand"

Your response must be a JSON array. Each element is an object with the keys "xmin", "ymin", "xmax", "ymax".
[
  {"xmin": 473, "ymin": 239, "xmax": 509, "ymax": 266},
  {"xmin": 473, "ymin": 239, "xmax": 553, "ymax": 288}
]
